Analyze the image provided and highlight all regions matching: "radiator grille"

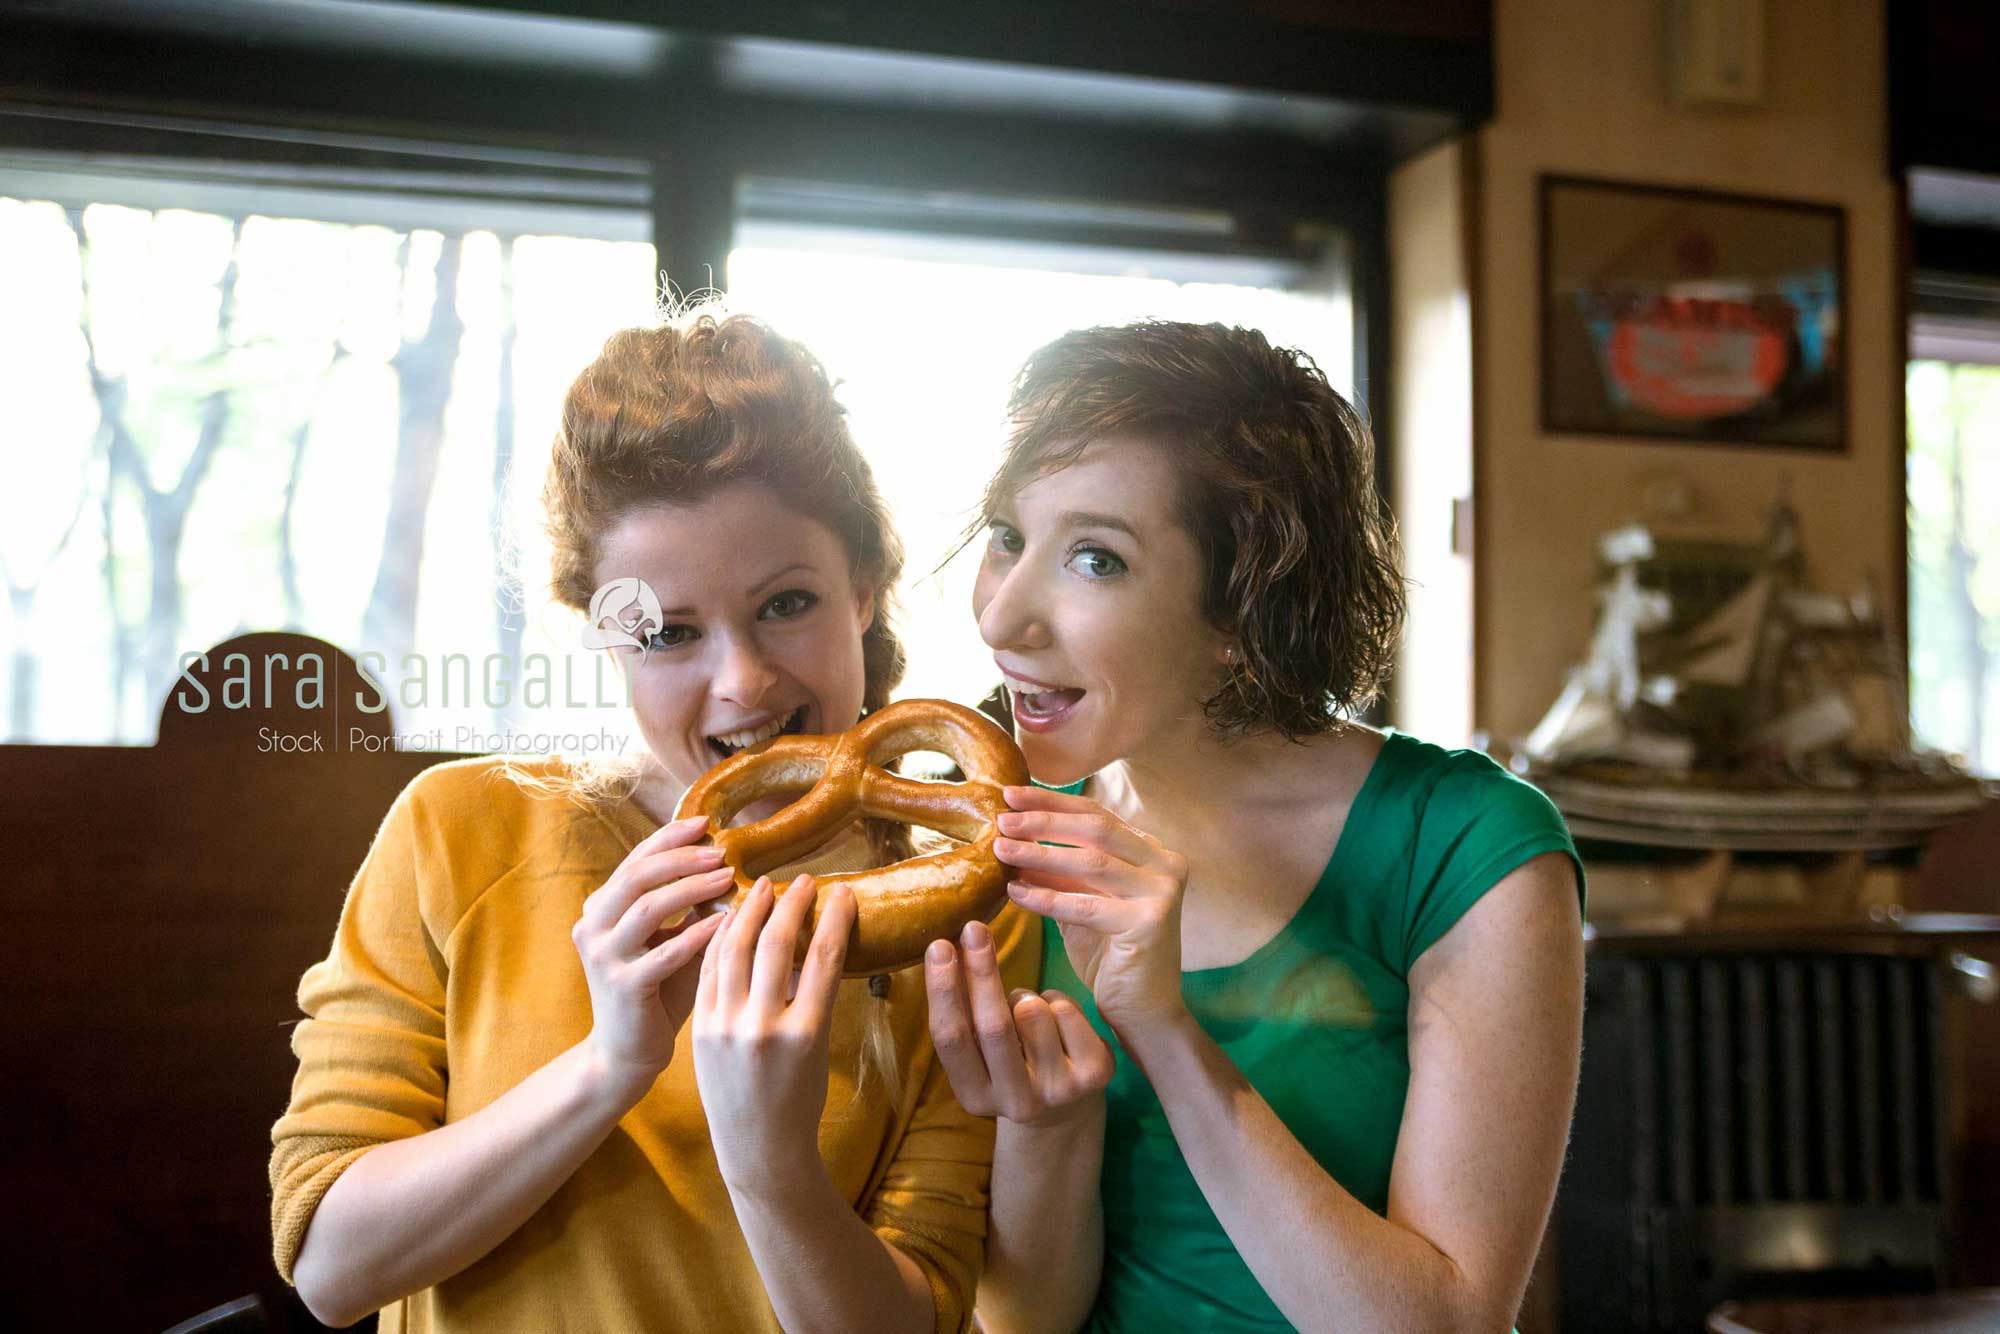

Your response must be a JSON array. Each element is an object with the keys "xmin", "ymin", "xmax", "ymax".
[
  {"xmin": 1624, "ymin": 956, "xmax": 1936, "ymax": 1216},
  {"xmin": 1563, "ymin": 949, "xmax": 1957, "ymax": 1332},
  {"xmin": 1624, "ymin": 954, "xmax": 1945, "ymax": 1209}
]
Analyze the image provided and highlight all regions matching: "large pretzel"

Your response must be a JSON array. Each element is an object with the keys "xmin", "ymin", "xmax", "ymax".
[{"xmin": 673, "ymin": 698, "xmax": 1030, "ymax": 976}]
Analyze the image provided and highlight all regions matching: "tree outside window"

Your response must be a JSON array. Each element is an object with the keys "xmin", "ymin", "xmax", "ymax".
[{"xmin": 0, "ymin": 189, "xmax": 656, "ymax": 745}]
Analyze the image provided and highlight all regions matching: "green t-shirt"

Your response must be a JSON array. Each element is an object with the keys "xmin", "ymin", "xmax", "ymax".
[{"xmin": 1039, "ymin": 730, "xmax": 1586, "ymax": 1332}]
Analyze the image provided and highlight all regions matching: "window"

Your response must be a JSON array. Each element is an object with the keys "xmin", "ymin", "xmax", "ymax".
[
  {"xmin": 0, "ymin": 154, "xmax": 656, "ymax": 746},
  {"xmin": 1908, "ymin": 290, "xmax": 2000, "ymax": 775},
  {"xmin": 2, "ymin": 156, "xmax": 1359, "ymax": 748}
]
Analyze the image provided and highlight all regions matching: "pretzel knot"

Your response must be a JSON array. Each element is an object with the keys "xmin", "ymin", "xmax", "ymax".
[{"xmin": 673, "ymin": 698, "xmax": 1030, "ymax": 976}]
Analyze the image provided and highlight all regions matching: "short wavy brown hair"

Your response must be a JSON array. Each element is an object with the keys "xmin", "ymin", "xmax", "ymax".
[
  {"xmin": 984, "ymin": 320, "xmax": 1405, "ymax": 740},
  {"xmin": 544, "ymin": 308, "xmax": 907, "ymax": 714}
]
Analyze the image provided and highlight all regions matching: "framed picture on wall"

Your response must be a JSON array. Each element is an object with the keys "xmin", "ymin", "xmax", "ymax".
[{"xmin": 1540, "ymin": 174, "xmax": 1846, "ymax": 451}]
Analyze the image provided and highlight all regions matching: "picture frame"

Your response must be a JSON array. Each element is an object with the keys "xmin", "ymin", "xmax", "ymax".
[{"xmin": 1539, "ymin": 174, "xmax": 1846, "ymax": 451}]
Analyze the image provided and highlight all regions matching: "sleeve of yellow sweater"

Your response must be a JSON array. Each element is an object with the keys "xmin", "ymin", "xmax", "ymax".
[
  {"xmin": 864, "ymin": 903, "xmax": 1043, "ymax": 1334},
  {"xmin": 269, "ymin": 773, "xmax": 457, "ymax": 1284}
]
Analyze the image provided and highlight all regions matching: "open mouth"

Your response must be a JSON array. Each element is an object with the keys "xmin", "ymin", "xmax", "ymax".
[
  {"xmin": 707, "ymin": 705, "xmax": 808, "ymax": 761},
  {"xmin": 1001, "ymin": 673, "xmax": 1087, "ymax": 728}
]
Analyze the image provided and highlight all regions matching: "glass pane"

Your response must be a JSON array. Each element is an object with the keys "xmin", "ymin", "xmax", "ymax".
[
  {"xmin": 1907, "ymin": 358, "xmax": 2000, "ymax": 775},
  {"xmin": 728, "ymin": 228, "xmax": 1354, "ymax": 709},
  {"xmin": 0, "ymin": 183, "xmax": 656, "ymax": 747}
]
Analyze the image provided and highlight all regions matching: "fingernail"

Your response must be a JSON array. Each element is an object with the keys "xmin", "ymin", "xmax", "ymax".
[
  {"xmin": 996, "ymin": 812, "xmax": 1024, "ymax": 833},
  {"xmin": 927, "ymin": 939, "xmax": 951, "ymax": 966},
  {"xmin": 673, "ymin": 814, "xmax": 708, "ymax": 830},
  {"xmin": 693, "ymin": 844, "xmax": 725, "ymax": 861},
  {"xmin": 965, "ymin": 920, "xmax": 993, "ymax": 952}
]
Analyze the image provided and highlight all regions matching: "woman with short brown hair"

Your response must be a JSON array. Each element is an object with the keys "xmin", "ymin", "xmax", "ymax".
[{"xmin": 928, "ymin": 320, "xmax": 1585, "ymax": 1333}]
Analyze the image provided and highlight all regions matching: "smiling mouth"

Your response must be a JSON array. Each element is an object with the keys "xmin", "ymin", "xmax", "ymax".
[{"xmin": 707, "ymin": 705, "xmax": 808, "ymax": 760}]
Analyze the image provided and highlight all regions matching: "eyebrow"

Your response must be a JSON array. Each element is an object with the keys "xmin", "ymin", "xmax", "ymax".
[
  {"xmin": 1059, "ymin": 510, "xmax": 1142, "ymax": 544},
  {"xmin": 749, "ymin": 561, "xmax": 817, "ymax": 594},
  {"xmin": 658, "ymin": 562, "xmax": 817, "ymax": 616}
]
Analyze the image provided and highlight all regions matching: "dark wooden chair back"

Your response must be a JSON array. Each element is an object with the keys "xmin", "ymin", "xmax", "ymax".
[{"xmin": 2, "ymin": 633, "xmax": 458, "ymax": 1330}]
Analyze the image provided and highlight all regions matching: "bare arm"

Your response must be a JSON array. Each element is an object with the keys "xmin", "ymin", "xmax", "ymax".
[
  {"xmin": 694, "ymin": 877, "xmax": 933, "ymax": 1334},
  {"xmin": 1115, "ymin": 854, "xmax": 1584, "ymax": 1332},
  {"xmin": 718, "ymin": 1143, "xmax": 936, "ymax": 1334},
  {"xmin": 981, "ymin": 1105, "xmax": 1107, "ymax": 1334},
  {"xmin": 293, "ymin": 1041, "xmax": 653, "ymax": 1327},
  {"xmin": 926, "ymin": 919, "xmax": 1113, "ymax": 1334}
]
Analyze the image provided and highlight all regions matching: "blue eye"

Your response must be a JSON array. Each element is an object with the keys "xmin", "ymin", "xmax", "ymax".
[
  {"xmin": 644, "ymin": 624, "xmax": 698, "ymax": 651},
  {"xmin": 1069, "ymin": 545, "xmax": 1127, "ymax": 579},
  {"xmin": 761, "ymin": 589, "xmax": 818, "ymax": 620}
]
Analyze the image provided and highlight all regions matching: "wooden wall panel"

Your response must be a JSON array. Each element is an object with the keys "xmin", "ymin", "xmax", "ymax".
[{"xmin": 1, "ymin": 636, "xmax": 462, "ymax": 1330}]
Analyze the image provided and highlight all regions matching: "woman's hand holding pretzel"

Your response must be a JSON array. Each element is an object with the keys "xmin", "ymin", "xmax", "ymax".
[
  {"xmin": 993, "ymin": 785, "xmax": 1190, "ymax": 1034},
  {"xmin": 572, "ymin": 815, "xmax": 736, "ymax": 1097},
  {"xmin": 692, "ymin": 874, "xmax": 856, "ymax": 1190},
  {"xmin": 924, "ymin": 784, "xmax": 1191, "ymax": 1127},
  {"xmin": 925, "ymin": 915, "xmax": 1113, "ymax": 1127}
]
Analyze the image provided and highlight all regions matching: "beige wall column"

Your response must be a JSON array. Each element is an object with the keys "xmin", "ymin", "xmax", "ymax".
[{"xmin": 1473, "ymin": 0, "xmax": 1897, "ymax": 741}]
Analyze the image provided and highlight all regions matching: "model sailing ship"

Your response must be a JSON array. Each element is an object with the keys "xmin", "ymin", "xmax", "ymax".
[{"xmin": 1517, "ymin": 496, "xmax": 1989, "ymax": 852}]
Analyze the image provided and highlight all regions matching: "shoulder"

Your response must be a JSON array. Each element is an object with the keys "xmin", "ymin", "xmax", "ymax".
[
  {"xmin": 396, "ymin": 753, "xmax": 565, "ymax": 833},
  {"xmin": 1367, "ymin": 731, "xmax": 1584, "ymax": 964},
  {"xmin": 1377, "ymin": 731, "xmax": 1569, "ymax": 840},
  {"xmin": 399, "ymin": 752, "xmax": 541, "ymax": 806},
  {"xmin": 385, "ymin": 754, "xmax": 615, "ymax": 904},
  {"xmin": 1374, "ymin": 728, "xmax": 1515, "ymax": 789}
]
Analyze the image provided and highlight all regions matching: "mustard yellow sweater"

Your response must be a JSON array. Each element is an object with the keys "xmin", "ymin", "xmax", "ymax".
[{"xmin": 270, "ymin": 754, "xmax": 1040, "ymax": 1333}]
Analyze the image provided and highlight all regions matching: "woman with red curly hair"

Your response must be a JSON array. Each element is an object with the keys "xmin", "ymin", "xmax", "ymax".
[
  {"xmin": 270, "ymin": 307, "xmax": 1036, "ymax": 1333},
  {"xmin": 927, "ymin": 321, "xmax": 1585, "ymax": 1333}
]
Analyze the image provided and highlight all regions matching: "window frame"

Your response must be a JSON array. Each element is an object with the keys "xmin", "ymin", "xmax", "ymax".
[{"xmin": 0, "ymin": 8, "xmax": 1407, "ymax": 737}]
